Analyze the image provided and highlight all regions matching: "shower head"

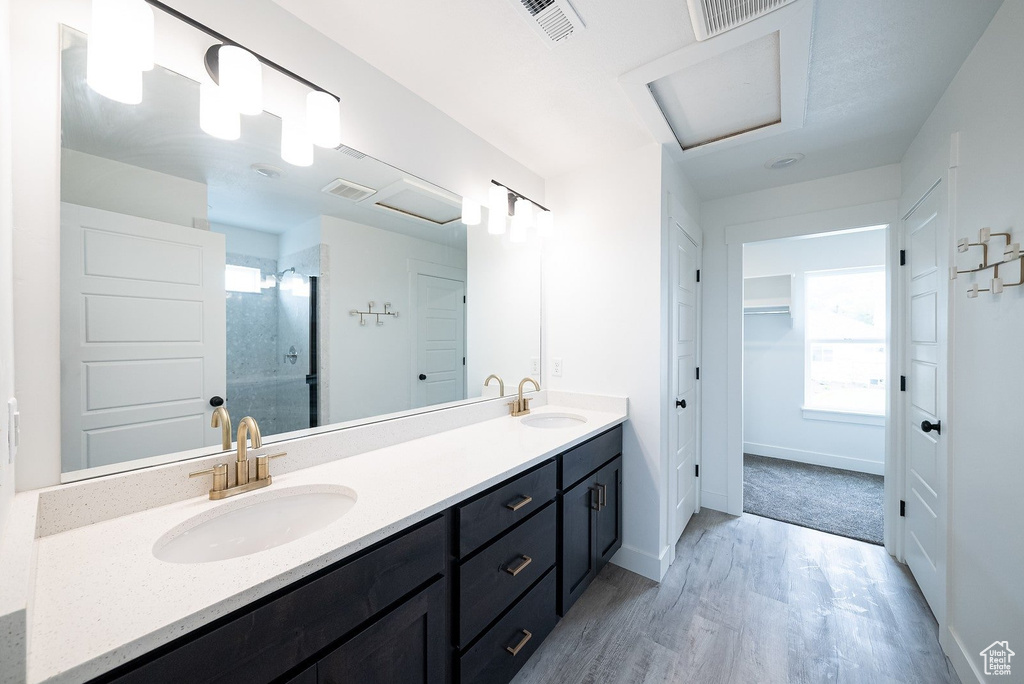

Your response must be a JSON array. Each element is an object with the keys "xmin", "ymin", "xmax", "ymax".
[{"xmin": 275, "ymin": 267, "xmax": 296, "ymax": 281}]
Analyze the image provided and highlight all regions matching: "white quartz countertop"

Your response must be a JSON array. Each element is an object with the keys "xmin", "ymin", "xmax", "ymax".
[{"xmin": 26, "ymin": 402, "xmax": 626, "ymax": 684}]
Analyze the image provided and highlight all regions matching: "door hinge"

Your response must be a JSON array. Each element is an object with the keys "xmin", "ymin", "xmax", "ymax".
[
  {"xmin": 900, "ymin": 500, "xmax": 906, "ymax": 517},
  {"xmin": 695, "ymin": 464, "xmax": 700, "ymax": 477},
  {"xmin": 696, "ymin": 269, "xmax": 701, "ymax": 283},
  {"xmin": 463, "ymin": 295, "xmax": 466, "ymax": 303},
  {"xmin": 900, "ymin": 249, "xmax": 906, "ymax": 266},
  {"xmin": 463, "ymin": 357, "xmax": 466, "ymax": 366},
  {"xmin": 900, "ymin": 375, "xmax": 906, "ymax": 392},
  {"xmin": 696, "ymin": 367, "xmax": 700, "ymax": 380}
]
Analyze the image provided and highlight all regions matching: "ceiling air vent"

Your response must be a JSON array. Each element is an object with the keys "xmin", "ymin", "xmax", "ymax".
[
  {"xmin": 321, "ymin": 178, "xmax": 376, "ymax": 202},
  {"xmin": 686, "ymin": 0, "xmax": 797, "ymax": 41},
  {"xmin": 335, "ymin": 144, "xmax": 366, "ymax": 160},
  {"xmin": 512, "ymin": 0, "xmax": 585, "ymax": 45}
]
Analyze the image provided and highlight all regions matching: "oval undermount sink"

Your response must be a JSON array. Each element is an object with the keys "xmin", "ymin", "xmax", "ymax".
[
  {"xmin": 521, "ymin": 412, "xmax": 588, "ymax": 429},
  {"xmin": 154, "ymin": 485, "xmax": 357, "ymax": 564}
]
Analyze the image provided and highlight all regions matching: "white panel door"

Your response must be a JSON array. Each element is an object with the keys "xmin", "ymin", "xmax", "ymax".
[
  {"xmin": 413, "ymin": 274, "xmax": 465, "ymax": 408},
  {"xmin": 61, "ymin": 203, "xmax": 226, "ymax": 472},
  {"xmin": 902, "ymin": 183, "xmax": 948, "ymax": 626},
  {"xmin": 670, "ymin": 212, "xmax": 701, "ymax": 546}
]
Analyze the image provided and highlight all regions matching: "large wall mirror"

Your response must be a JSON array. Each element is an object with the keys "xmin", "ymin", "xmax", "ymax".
[{"xmin": 58, "ymin": 20, "xmax": 541, "ymax": 480}]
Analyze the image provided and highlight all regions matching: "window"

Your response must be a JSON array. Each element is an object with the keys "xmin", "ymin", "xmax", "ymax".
[
  {"xmin": 804, "ymin": 267, "xmax": 886, "ymax": 415},
  {"xmin": 225, "ymin": 264, "xmax": 263, "ymax": 293}
]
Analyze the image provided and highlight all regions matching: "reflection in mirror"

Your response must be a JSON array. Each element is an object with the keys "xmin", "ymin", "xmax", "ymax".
[{"xmin": 58, "ymin": 24, "xmax": 541, "ymax": 479}]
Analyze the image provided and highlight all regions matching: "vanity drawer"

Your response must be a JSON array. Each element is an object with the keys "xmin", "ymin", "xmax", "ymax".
[
  {"xmin": 100, "ymin": 515, "xmax": 447, "ymax": 684},
  {"xmin": 560, "ymin": 425, "xmax": 622, "ymax": 489},
  {"xmin": 457, "ymin": 460, "xmax": 557, "ymax": 557},
  {"xmin": 457, "ymin": 503, "xmax": 556, "ymax": 648},
  {"xmin": 459, "ymin": 570, "xmax": 558, "ymax": 684}
]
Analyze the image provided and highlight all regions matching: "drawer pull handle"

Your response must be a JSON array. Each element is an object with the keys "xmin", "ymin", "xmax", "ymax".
[
  {"xmin": 506, "ymin": 629, "xmax": 533, "ymax": 656},
  {"xmin": 598, "ymin": 483, "xmax": 607, "ymax": 509},
  {"xmin": 589, "ymin": 485, "xmax": 601, "ymax": 511},
  {"xmin": 506, "ymin": 494, "xmax": 533, "ymax": 512},
  {"xmin": 505, "ymin": 555, "xmax": 533, "ymax": 576}
]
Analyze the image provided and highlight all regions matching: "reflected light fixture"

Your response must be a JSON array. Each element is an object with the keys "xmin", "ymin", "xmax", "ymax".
[
  {"xmin": 536, "ymin": 209, "xmax": 554, "ymax": 238},
  {"xmin": 307, "ymin": 90, "xmax": 342, "ymax": 148},
  {"xmin": 488, "ymin": 184, "xmax": 509, "ymax": 235},
  {"xmin": 510, "ymin": 197, "xmax": 532, "ymax": 243},
  {"xmin": 281, "ymin": 114, "xmax": 314, "ymax": 167},
  {"xmin": 461, "ymin": 197, "xmax": 481, "ymax": 226},
  {"xmin": 199, "ymin": 80, "xmax": 240, "ymax": 140},
  {"xmin": 215, "ymin": 45, "xmax": 263, "ymax": 115},
  {"xmin": 86, "ymin": 0, "xmax": 154, "ymax": 104}
]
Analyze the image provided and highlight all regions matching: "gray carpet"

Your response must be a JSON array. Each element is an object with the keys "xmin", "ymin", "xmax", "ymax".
[{"xmin": 743, "ymin": 453, "xmax": 884, "ymax": 545}]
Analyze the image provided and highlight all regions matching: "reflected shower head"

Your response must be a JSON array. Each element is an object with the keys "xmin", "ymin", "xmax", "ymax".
[{"xmin": 275, "ymin": 267, "xmax": 296, "ymax": 281}]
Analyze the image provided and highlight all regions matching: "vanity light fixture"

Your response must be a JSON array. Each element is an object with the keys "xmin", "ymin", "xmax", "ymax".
[
  {"xmin": 510, "ymin": 197, "xmax": 533, "ymax": 243},
  {"xmin": 281, "ymin": 114, "xmax": 314, "ymax": 167},
  {"xmin": 536, "ymin": 208, "xmax": 554, "ymax": 238},
  {"xmin": 86, "ymin": 0, "xmax": 154, "ymax": 104},
  {"xmin": 488, "ymin": 184, "xmax": 509, "ymax": 235},
  {"xmin": 461, "ymin": 197, "xmax": 482, "ymax": 226},
  {"xmin": 207, "ymin": 44, "xmax": 263, "ymax": 116},
  {"xmin": 199, "ymin": 80, "xmax": 240, "ymax": 140},
  {"xmin": 307, "ymin": 90, "xmax": 342, "ymax": 148}
]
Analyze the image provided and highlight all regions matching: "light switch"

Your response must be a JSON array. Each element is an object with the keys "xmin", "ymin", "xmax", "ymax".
[{"xmin": 553, "ymin": 358, "xmax": 563, "ymax": 378}]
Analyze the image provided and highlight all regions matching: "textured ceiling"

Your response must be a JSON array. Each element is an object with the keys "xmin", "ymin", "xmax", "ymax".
[{"xmin": 272, "ymin": 0, "xmax": 1003, "ymax": 198}]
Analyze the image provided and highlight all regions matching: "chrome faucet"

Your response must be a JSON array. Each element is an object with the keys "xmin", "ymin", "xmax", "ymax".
[
  {"xmin": 211, "ymin": 406, "xmax": 232, "ymax": 451},
  {"xmin": 189, "ymin": 415, "xmax": 287, "ymax": 500},
  {"xmin": 484, "ymin": 374, "xmax": 505, "ymax": 397},
  {"xmin": 509, "ymin": 377, "xmax": 540, "ymax": 417}
]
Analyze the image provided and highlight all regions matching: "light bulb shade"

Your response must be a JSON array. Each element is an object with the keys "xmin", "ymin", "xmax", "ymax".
[
  {"xmin": 199, "ymin": 82, "xmax": 240, "ymax": 140},
  {"xmin": 514, "ymin": 197, "xmax": 534, "ymax": 226},
  {"xmin": 218, "ymin": 45, "xmax": 263, "ymax": 116},
  {"xmin": 281, "ymin": 115, "xmax": 314, "ymax": 167},
  {"xmin": 87, "ymin": 0, "xmax": 152, "ymax": 104},
  {"xmin": 510, "ymin": 211, "xmax": 529, "ymax": 243},
  {"xmin": 488, "ymin": 185, "xmax": 509, "ymax": 235},
  {"xmin": 307, "ymin": 91, "xmax": 341, "ymax": 148},
  {"xmin": 536, "ymin": 209, "xmax": 554, "ymax": 238},
  {"xmin": 461, "ymin": 197, "xmax": 481, "ymax": 226}
]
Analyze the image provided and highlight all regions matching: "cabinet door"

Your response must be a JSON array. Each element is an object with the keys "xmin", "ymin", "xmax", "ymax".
[
  {"xmin": 283, "ymin": 665, "xmax": 316, "ymax": 684},
  {"xmin": 595, "ymin": 456, "xmax": 623, "ymax": 570},
  {"xmin": 318, "ymin": 578, "xmax": 447, "ymax": 684},
  {"xmin": 559, "ymin": 473, "xmax": 598, "ymax": 616}
]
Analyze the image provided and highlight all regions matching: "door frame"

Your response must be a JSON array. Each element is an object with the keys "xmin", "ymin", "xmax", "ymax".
[
  {"xmin": 665, "ymin": 193, "xmax": 702, "ymax": 556},
  {"xmin": 721, "ymin": 200, "xmax": 901, "ymax": 553},
  {"xmin": 407, "ymin": 259, "xmax": 468, "ymax": 408}
]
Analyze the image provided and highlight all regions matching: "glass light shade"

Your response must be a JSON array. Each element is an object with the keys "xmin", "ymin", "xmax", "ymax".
[
  {"xmin": 461, "ymin": 197, "xmax": 481, "ymax": 226},
  {"xmin": 218, "ymin": 45, "xmax": 263, "ymax": 116},
  {"xmin": 281, "ymin": 115, "xmax": 314, "ymax": 167},
  {"xmin": 488, "ymin": 184, "xmax": 508, "ymax": 235},
  {"xmin": 510, "ymin": 210, "xmax": 529, "ymax": 243},
  {"xmin": 306, "ymin": 91, "xmax": 341, "ymax": 148},
  {"xmin": 514, "ymin": 197, "xmax": 534, "ymax": 227},
  {"xmin": 199, "ymin": 82, "xmax": 240, "ymax": 140},
  {"xmin": 87, "ymin": 0, "xmax": 150, "ymax": 104},
  {"xmin": 536, "ymin": 209, "xmax": 554, "ymax": 238}
]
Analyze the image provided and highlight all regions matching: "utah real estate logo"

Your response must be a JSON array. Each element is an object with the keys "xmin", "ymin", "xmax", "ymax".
[{"xmin": 980, "ymin": 641, "xmax": 1014, "ymax": 677}]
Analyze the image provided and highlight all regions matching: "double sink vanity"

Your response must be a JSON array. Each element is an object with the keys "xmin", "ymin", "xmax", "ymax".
[{"xmin": 1, "ymin": 392, "xmax": 627, "ymax": 684}]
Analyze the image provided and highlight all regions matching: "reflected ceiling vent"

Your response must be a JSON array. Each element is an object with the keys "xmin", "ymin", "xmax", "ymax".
[
  {"xmin": 686, "ymin": 0, "xmax": 797, "ymax": 41},
  {"xmin": 370, "ymin": 177, "xmax": 462, "ymax": 226},
  {"xmin": 321, "ymin": 177, "xmax": 376, "ymax": 202},
  {"xmin": 511, "ymin": 0, "xmax": 586, "ymax": 45},
  {"xmin": 335, "ymin": 144, "xmax": 367, "ymax": 160}
]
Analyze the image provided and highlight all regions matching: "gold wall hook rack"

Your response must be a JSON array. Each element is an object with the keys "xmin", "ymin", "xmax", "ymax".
[
  {"xmin": 953, "ymin": 227, "xmax": 1023, "ymax": 298},
  {"xmin": 349, "ymin": 301, "xmax": 399, "ymax": 326}
]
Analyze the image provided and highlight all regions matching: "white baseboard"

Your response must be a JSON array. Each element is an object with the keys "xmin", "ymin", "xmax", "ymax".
[
  {"xmin": 946, "ymin": 626, "xmax": 984, "ymax": 684},
  {"xmin": 610, "ymin": 543, "xmax": 671, "ymax": 582},
  {"xmin": 743, "ymin": 442, "xmax": 884, "ymax": 476},
  {"xmin": 700, "ymin": 489, "xmax": 730, "ymax": 513}
]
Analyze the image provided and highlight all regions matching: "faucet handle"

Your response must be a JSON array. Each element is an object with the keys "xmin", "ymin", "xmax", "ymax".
[
  {"xmin": 256, "ymin": 452, "xmax": 287, "ymax": 481},
  {"xmin": 189, "ymin": 463, "xmax": 228, "ymax": 493}
]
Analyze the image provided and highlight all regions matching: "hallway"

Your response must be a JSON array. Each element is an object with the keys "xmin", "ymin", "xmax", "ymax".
[{"xmin": 513, "ymin": 510, "xmax": 957, "ymax": 684}]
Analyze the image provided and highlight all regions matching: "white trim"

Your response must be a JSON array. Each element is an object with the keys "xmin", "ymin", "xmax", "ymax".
[
  {"xmin": 800, "ymin": 407, "xmax": 885, "ymax": 426},
  {"xmin": 609, "ymin": 542, "xmax": 673, "ymax": 582},
  {"xmin": 946, "ymin": 626, "xmax": 984, "ymax": 684},
  {"xmin": 699, "ymin": 489, "xmax": 729, "ymax": 513},
  {"xmin": 619, "ymin": 0, "xmax": 812, "ymax": 163},
  {"xmin": 744, "ymin": 442, "xmax": 884, "ymax": 476}
]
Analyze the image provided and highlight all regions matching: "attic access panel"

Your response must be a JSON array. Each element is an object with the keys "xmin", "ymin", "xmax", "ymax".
[
  {"xmin": 649, "ymin": 31, "xmax": 781, "ymax": 150},
  {"xmin": 369, "ymin": 178, "xmax": 462, "ymax": 226}
]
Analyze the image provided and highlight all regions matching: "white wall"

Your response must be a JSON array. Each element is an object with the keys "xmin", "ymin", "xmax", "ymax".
[
  {"xmin": 701, "ymin": 164, "xmax": 901, "ymax": 513},
  {"xmin": 466, "ymin": 228, "xmax": 541, "ymax": 398},
  {"xmin": 61, "ymin": 149, "xmax": 207, "ymax": 228},
  {"xmin": 900, "ymin": 0, "xmax": 1024, "ymax": 678},
  {"xmin": 211, "ymin": 223, "xmax": 280, "ymax": 261},
  {"xmin": 743, "ymin": 230, "xmax": 886, "ymax": 475},
  {"xmin": 320, "ymin": 215, "xmax": 466, "ymax": 422},
  {"xmin": 0, "ymin": 0, "xmax": 14, "ymax": 536},
  {"xmin": 544, "ymin": 142, "xmax": 701, "ymax": 581},
  {"xmin": 9, "ymin": 0, "xmax": 544, "ymax": 491}
]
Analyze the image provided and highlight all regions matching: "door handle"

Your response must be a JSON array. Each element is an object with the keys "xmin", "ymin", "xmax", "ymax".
[
  {"xmin": 209, "ymin": 396, "xmax": 225, "ymax": 407},
  {"xmin": 418, "ymin": 373, "xmax": 427, "ymax": 381},
  {"xmin": 597, "ymin": 483, "xmax": 607, "ymax": 509},
  {"xmin": 921, "ymin": 419, "xmax": 941, "ymax": 435},
  {"xmin": 675, "ymin": 399, "xmax": 686, "ymax": 409},
  {"xmin": 589, "ymin": 485, "xmax": 601, "ymax": 511}
]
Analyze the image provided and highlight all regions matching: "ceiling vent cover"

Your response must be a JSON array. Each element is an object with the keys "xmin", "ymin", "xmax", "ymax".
[
  {"xmin": 321, "ymin": 178, "xmax": 376, "ymax": 202},
  {"xmin": 686, "ymin": 0, "xmax": 796, "ymax": 41},
  {"xmin": 512, "ymin": 0, "xmax": 585, "ymax": 45}
]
